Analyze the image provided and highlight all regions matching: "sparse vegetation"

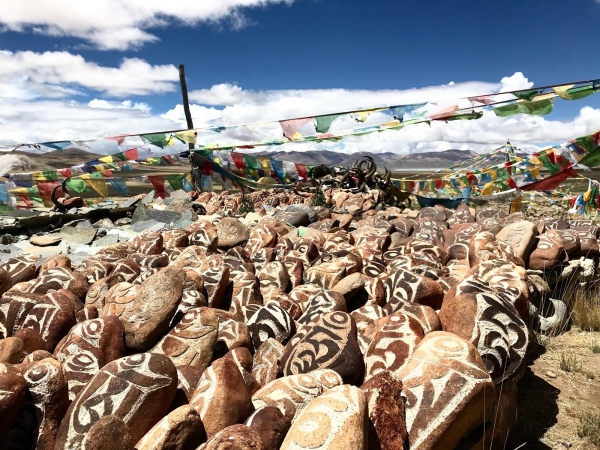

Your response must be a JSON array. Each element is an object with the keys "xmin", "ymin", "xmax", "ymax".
[
  {"xmin": 578, "ymin": 410, "xmax": 600, "ymax": 448},
  {"xmin": 592, "ymin": 340, "xmax": 600, "ymax": 354},
  {"xmin": 559, "ymin": 353, "xmax": 582, "ymax": 373},
  {"xmin": 567, "ymin": 288, "xmax": 600, "ymax": 332}
]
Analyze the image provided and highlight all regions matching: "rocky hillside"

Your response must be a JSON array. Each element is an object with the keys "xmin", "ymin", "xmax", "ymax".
[{"xmin": 258, "ymin": 149, "xmax": 478, "ymax": 169}]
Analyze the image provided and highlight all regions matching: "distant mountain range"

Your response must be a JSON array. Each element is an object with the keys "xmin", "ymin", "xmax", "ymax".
[
  {"xmin": 253, "ymin": 149, "xmax": 479, "ymax": 169},
  {"xmin": 6, "ymin": 148, "xmax": 478, "ymax": 173}
]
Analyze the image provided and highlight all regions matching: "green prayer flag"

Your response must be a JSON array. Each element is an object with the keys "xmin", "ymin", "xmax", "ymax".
[
  {"xmin": 578, "ymin": 147, "xmax": 600, "ymax": 168},
  {"xmin": 564, "ymin": 85, "xmax": 597, "ymax": 100},
  {"xmin": 442, "ymin": 111, "xmax": 483, "ymax": 121},
  {"xmin": 66, "ymin": 178, "xmax": 87, "ymax": 193},
  {"xmin": 497, "ymin": 168, "xmax": 510, "ymax": 181},
  {"xmin": 315, "ymin": 114, "xmax": 344, "ymax": 133},
  {"xmin": 141, "ymin": 133, "xmax": 170, "ymax": 148},
  {"xmin": 165, "ymin": 175, "xmax": 184, "ymax": 191},
  {"xmin": 90, "ymin": 172, "xmax": 103, "ymax": 179},
  {"xmin": 42, "ymin": 171, "xmax": 58, "ymax": 181},
  {"xmin": 243, "ymin": 155, "xmax": 261, "ymax": 170},
  {"xmin": 26, "ymin": 186, "xmax": 42, "ymax": 204},
  {"xmin": 575, "ymin": 135, "xmax": 596, "ymax": 154},
  {"xmin": 113, "ymin": 152, "xmax": 126, "ymax": 161},
  {"xmin": 513, "ymin": 89, "xmax": 540, "ymax": 101},
  {"xmin": 494, "ymin": 99, "xmax": 554, "ymax": 117}
]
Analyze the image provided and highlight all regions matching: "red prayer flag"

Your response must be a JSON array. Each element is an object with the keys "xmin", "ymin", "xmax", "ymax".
[
  {"xmin": 295, "ymin": 163, "xmax": 308, "ymax": 180},
  {"xmin": 231, "ymin": 152, "xmax": 245, "ymax": 170},
  {"xmin": 106, "ymin": 135, "xmax": 127, "ymax": 145},
  {"xmin": 124, "ymin": 148, "xmax": 139, "ymax": 160},
  {"xmin": 19, "ymin": 194, "xmax": 33, "ymax": 208},
  {"xmin": 521, "ymin": 166, "xmax": 578, "ymax": 191},
  {"xmin": 201, "ymin": 159, "xmax": 214, "ymax": 176},
  {"xmin": 36, "ymin": 181, "xmax": 61, "ymax": 207},
  {"xmin": 58, "ymin": 168, "xmax": 72, "ymax": 178},
  {"xmin": 148, "ymin": 175, "xmax": 167, "ymax": 198},
  {"xmin": 435, "ymin": 179, "xmax": 445, "ymax": 189}
]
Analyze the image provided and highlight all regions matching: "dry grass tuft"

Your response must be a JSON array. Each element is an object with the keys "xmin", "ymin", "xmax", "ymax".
[
  {"xmin": 592, "ymin": 340, "xmax": 600, "ymax": 354},
  {"xmin": 568, "ymin": 289, "xmax": 600, "ymax": 332},
  {"xmin": 559, "ymin": 353, "xmax": 582, "ymax": 373},
  {"xmin": 578, "ymin": 409, "xmax": 600, "ymax": 448}
]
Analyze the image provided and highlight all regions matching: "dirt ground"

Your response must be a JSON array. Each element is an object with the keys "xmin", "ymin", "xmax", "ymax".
[{"xmin": 508, "ymin": 328, "xmax": 600, "ymax": 449}]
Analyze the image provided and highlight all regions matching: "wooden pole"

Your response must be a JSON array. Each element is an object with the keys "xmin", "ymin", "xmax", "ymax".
[{"xmin": 178, "ymin": 64, "xmax": 201, "ymax": 191}]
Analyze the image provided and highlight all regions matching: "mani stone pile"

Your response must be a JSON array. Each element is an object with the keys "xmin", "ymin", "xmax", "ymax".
[{"xmin": 1, "ymin": 187, "xmax": 598, "ymax": 450}]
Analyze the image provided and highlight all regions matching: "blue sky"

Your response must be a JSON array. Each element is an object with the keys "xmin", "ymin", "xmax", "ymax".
[{"xmin": 1, "ymin": 0, "xmax": 600, "ymax": 153}]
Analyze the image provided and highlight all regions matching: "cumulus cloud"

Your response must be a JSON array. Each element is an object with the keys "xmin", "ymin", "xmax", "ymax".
[
  {"xmin": 0, "ymin": 97, "xmax": 178, "ymax": 150},
  {"xmin": 0, "ymin": 0, "xmax": 296, "ymax": 50},
  {"xmin": 0, "ymin": 50, "xmax": 178, "ymax": 98}
]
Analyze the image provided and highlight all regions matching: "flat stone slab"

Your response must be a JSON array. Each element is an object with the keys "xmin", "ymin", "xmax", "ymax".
[
  {"xmin": 146, "ymin": 210, "xmax": 182, "ymax": 224},
  {"xmin": 30, "ymin": 235, "xmax": 63, "ymax": 247},
  {"xmin": 131, "ymin": 219, "xmax": 165, "ymax": 233},
  {"xmin": 59, "ymin": 226, "xmax": 97, "ymax": 245},
  {"xmin": 92, "ymin": 234, "xmax": 120, "ymax": 247}
]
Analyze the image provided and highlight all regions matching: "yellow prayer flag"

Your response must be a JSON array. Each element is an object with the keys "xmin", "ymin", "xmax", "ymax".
[
  {"xmin": 510, "ymin": 196, "xmax": 523, "ymax": 214},
  {"xmin": 553, "ymin": 84, "xmax": 576, "ymax": 100},
  {"xmin": 175, "ymin": 131, "xmax": 197, "ymax": 144},
  {"xmin": 530, "ymin": 92, "xmax": 556, "ymax": 102},
  {"xmin": 291, "ymin": 132, "xmax": 303, "ymax": 141},
  {"xmin": 94, "ymin": 164, "xmax": 105, "ymax": 172},
  {"xmin": 584, "ymin": 189, "xmax": 593, "ymax": 202},
  {"xmin": 530, "ymin": 167, "xmax": 540, "ymax": 179},
  {"xmin": 85, "ymin": 179, "xmax": 108, "ymax": 198},
  {"xmin": 354, "ymin": 108, "xmax": 385, "ymax": 122},
  {"xmin": 99, "ymin": 156, "xmax": 113, "ymax": 164},
  {"xmin": 31, "ymin": 172, "xmax": 45, "ymax": 181},
  {"xmin": 481, "ymin": 182, "xmax": 494, "ymax": 195}
]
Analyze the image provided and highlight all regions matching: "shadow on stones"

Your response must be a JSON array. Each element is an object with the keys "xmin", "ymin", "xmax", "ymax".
[{"xmin": 506, "ymin": 366, "xmax": 559, "ymax": 449}]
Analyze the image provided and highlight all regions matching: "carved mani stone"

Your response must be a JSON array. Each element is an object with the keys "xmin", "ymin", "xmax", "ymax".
[
  {"xmin": 54, "ymin": 353, "xmax": 177, "ymax": 450},
  {"xmin": 397, "ymin": 332, "xmax": 495, "ymax": 450},
  {"xmin": 190, "ymin": 357, "xmax": 253, "ymax": 438},
  {"xmin": 280, "ymin": 385, "xmax": 368, "ymax": 450},
  {"xmin": 135, "ymin": 405, "xmax": 205, "ymax": 450},
  {"xmin": 439, "ymin": 276, "xmax": 529, "ymax": 384},
  {"xmin": 282, "ymin": 311, "xmax": 363, "ymax": 384},
  {"xmin": 252, "ymin": 369, "xmax": 344, "ymax": 422},
  {"xmin": 54, "ymin": 316, "xmax": 126, "ymax": 400},
  {"xmin": 247, "ymin": 303, "xmax": 295, "ymax": 352},
  {"xmin": 363, "ymin": 313, "xmax": 425, "ymax": 382},
  {"xmin": 152, "ymin": 307, "xmax": 218, "ymax": 373},
  {"xmin": 23, "ymin": 358, "xmax": 70, "ymax": 450},
  {"xmin": 251, "ymin": 338, "xmax": 285, "ymax": 388}
]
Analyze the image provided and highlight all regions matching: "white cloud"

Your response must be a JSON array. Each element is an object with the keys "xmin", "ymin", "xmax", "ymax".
[
  {"xmin": 0, "ymin": 0, "xmax": 296, "ymax": 50},
  {"xmin": 0, "ymin": 50, "xmax": 178, "ymax": 98},
  {"xmin": 88, "ymin": 99, "xmax": 152, "ymax": 114},
  {"xmin": 0, "ymin": 97, "xmax": 178, "ymax": 151},
  {"xmin": 161, "ymin": 104, "xmax": 224, "ymax": 127}
]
